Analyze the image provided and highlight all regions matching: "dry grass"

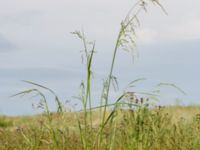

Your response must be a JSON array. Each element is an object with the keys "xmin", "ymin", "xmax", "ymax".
[{"xmin": 0, "ymin": 106, "xmax": 200, "ymax": 149}]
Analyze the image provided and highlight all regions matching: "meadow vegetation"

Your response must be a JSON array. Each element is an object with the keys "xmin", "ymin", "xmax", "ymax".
[
  {"xmin": 1, "ymin": 0, "xmax": 200, "ymax": 149},
  {"xmin": 0, "ymin": 106, "xmax": 200, "ymax": 149}
]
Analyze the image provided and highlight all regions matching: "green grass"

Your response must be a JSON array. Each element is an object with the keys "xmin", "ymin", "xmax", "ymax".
[
  {"xmin": 3, "ymin": 0, "xmax": 199, "ymax": 149},
  {"xmin": 0, "ymin": 106, "xmax": 200, "ymax": 149},
  {"xmin": 0, "ymin": 116, "xmax": 13, "ymax": 128}
]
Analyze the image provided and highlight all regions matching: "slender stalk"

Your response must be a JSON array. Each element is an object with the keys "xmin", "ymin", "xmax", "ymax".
[
  {"xmin": 101, "ymin": 29, "xmax": 122, "ymax": 121},
  {"xmin": 101, "ymin": 0, "xmax": 144, "ymax": 126},
  {"xmin": 98, "ymin": 30, "xmax": 122, "ymax": 150},
  {"xmin": 81, "ymin": 31, "xmax": 94, "ymax": 128}
]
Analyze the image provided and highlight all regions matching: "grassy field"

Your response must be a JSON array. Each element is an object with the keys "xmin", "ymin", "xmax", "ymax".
[
  {"xmin": 0, "ymin": 105, "xmax": 200, "ymax": 150},
  {"xmin": 1, "ymin": 1, "xmax": 198, "ymax": 150}
]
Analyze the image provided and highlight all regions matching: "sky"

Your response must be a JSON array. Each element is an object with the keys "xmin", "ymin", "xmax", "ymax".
[{"xmin": 0, "ymin": 0, "xmax": 200, "ymax": 115}]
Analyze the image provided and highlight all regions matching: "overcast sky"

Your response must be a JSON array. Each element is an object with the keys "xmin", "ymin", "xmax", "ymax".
[{"xmin": 0, "ymin": 0, "xmax": 200, "ymax": 115}]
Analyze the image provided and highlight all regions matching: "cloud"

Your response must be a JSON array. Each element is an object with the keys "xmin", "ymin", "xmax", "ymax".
[
  {"xmin": 0, "ymin": 11, "xmax": 43, "ymax": 27},
  {"xmin": 147, "ymin": 14, "xmax": 200, "ymax": 43},
  {"xmin": 0, "ymin": 67, "xmax": 82, "ymax": 80},
  {"xmin": 0, "ymin": 34, "xmax": 16, "ymax": 52},
  {"xmin": 137, "ymin": 28, "xmax": 158, "ymax": 45},
  {"xmin": 172, "ymin": 17, "xmax": 200, "ymax": 40}
]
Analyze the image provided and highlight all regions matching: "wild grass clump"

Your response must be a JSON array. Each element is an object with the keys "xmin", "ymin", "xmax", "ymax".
[
  {"xmin": 0, "ymin": 116, "xmax": 13, "ymax": 128},
  {"xmin": 1, "ymin": 0, "xmax": 199, "ymax": 149}
]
